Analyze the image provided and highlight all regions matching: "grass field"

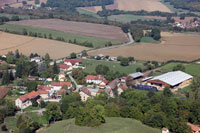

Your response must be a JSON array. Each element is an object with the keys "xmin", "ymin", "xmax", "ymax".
[
  {"xmin": 38, "ymin": 117, "xmax": 160, "ymax": 133},
  {"xmin": 83, "ymin": 59, "xmax": 145, "ymax": 74},
  {"xmin": 140, "ymin": 37, "xmax": 160, "ymax": 43},
  {"xmin": 0, "ymin": 24, "xmax": 121, "ymax": 48},
  {"xmin": 76, "ymin": 8, "xmax": 101, "ymax": 18},
  {"xmin": 108, "ymin": 14, "xmax": 153, "ymax": 23}
]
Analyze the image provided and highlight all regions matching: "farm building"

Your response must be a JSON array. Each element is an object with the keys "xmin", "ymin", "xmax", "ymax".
[
  {"xmin": 128, "ymin": 72, "xmax": 144, "ymax": 80},
  {"xmin": 147, "ymin": 71, "xmax": 193, "ymax": 90}
]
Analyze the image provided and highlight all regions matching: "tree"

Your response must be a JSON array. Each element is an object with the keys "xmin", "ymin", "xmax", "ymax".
[
  {"xmin": 22, "ymin": 29, "xmax": 28, "ymax": 35},
  {"xmin": 2, "ymin": 70, "xmax": 10, "ymax": 85},
  {"xmin": 44, "ymin": 102, "xmax": 62, "ymax": 124},
  {"xmin": 15, "ymin": 49, "xmax": 20, "ymax": 59},
  {"xmin": 26, "ymin": 81, "xmax": 38, "ymax": 92},
  {"xmin": 120, "ymin": 58, "xmax": 129, "ymax": 66},
  {"xmin": 31, "ymin": 98, "xmax": 38, "ymax": 107},
  {"xmin": 6, "ymin": 55, "xmax": 14, "ymax": 64},
  {"xmin": 6, "ymin": 100, "xmax": 17, "ymax": 116},
  {"xmin": 34, "ymin": 0, "xmax": 40, "ymax": 5},
  {"xmin": 44, "ymin": 53, "xmax": 51, "ymax": 65},
  {"xmin": 9, "ymin": 70, "xmax": 14, "ymax": 81},
  {"xmin": 128, "ymin": 56, "xmax": 134, "ymax": 62},
  {"xmin": 41, "ymin": 2, "xmax": 45, "ymax": 8},
  {"xmin": 163, "ymin": 87, "xmax": 173, "ymax": 97},
  {"xmin": 70, "ymin": 52, "xmax": 77, "ymax": 59},
  {"xmin": 40, "ymin": 99, "xmax": 46, "ymax": 108},
  {"xmin": 173, "ymin": 64, "xmax": 185, "ymax": 72},
  {"xmin": 95, "ymin": 65, "xmax": 109, "ymax": 75},
  {"xmin": 104, "ymin": 103, "xmax": 120, "ymax": 117},
  {"xmin": 81, "ymin": 50, "xmax": 88, "ymax": 57},
  {"xmin": 151, "ymin": 28, "xmax": 161, "ymax": 40},
  {"xmin": 53, "ymin": 61, "xmax": 59, "ymax": 74}
]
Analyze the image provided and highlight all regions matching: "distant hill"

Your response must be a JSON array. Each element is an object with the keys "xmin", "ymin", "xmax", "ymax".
[{"xmin": 38, "ymin": 117, "xmax": 160, "ymax": 133}]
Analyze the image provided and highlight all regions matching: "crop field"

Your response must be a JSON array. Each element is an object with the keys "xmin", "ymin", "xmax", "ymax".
[
  {"xmin": 0, "ymin": 32, "xmax": 89, "ymax": 59},
  {"xmin": 38, "ymin": 117, "xmax": 160, "ymax": 133},
  {"xmin": 9, "ymin": 0, "xmax": 47, "ymax": 8},
  {"xmin": 8, "ymin": 19, "xmax": 128, "ymax": 42},
  {"xmin": 0, "ymin": 24, "xmax": 122, "ymax": 48},
  {"xmin": 82, "ymin": 0, "xmax": 171, "ymax": 13},
  {"xmin": 89, "ymin": 32, "xmax": 200, "ymax": 62}
]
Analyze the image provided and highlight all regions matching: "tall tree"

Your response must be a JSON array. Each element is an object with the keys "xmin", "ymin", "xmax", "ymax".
[
  {"xmin": 53, "ymin": 61, "xmax": 59, "ymax": 74},
  {"xmin": 2, "ymin": 70, "xmax": 10, "ymax": 85}
]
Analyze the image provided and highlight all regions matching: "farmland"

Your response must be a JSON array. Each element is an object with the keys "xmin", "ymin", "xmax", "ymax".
[
  {"xmin": 7, "ymin": 19, "xmax": 129, "ymax": 42},
  {"xmin": 82, "ymin": 0, "xmax": 171, "ymax": 13},
  {"xmin": 0, "ymin": 24, "xmax": 122, "ymax": 48},
  {"xmin": 0, "ymin": 32, "xmax": 89, "ymax": 59},
  {"xmin": 89, "ymin": 32, "xmax": 200, "ymax": 62},
  {"xmin": 82, "ymin": 59, "xmax": 145, "ymax": 74},
  {"xmin": 38, "ymin": 117, "xmax": 160, "ymax": 133}
]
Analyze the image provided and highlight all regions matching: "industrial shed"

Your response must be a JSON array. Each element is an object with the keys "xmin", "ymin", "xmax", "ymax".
[{"xmin": 147, "ymin": 71, "xmax": 193, "ymax": 90}]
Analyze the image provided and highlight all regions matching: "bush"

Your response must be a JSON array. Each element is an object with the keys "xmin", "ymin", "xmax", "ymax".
[{"xmin": 1, "ymin": 125, "xmax": 7, "ymax": 131}]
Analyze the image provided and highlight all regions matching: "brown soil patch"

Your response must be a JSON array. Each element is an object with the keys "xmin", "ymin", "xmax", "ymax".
[
  {"xmin": 89, "ymin": 32, "xmax": 200, "ymax": 62},
  {"xmin": 9, "ymin": 0, "xmax": 47, "ymax": 8},
  {"xmin": 8, "ymin": 19, "xmax": 128, "ymax": 42},
  {"xmin": 0, "ymin": 32, "xmax": 89, "ymax": 59}
]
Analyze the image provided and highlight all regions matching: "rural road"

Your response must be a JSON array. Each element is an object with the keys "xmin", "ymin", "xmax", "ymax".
[
  {"xmin": 88, "ymin": 32, "xmax": 134, "ymax": 53},
  {"xmin": 67, "ymin": 72, "xmax": 80, "ymax": 92},
  {"xmin": 17, "ymin": 108, "xmax": 46, "ymax": 115}
]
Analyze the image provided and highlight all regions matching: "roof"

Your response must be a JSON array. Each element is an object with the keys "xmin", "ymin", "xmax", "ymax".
[
  {"xmin": 51, "ymin": 82, "xmax": 72, "ymax": 87},
  {"xmin": 97, "ymin": 89, "xmax": 105, "ymax": 93},
  {"xmin": 57, "ymin": 89, "xmax": 68, "ymax": 95},
  {"xmin": 187, "ymin": 122, "xmax": 200, "ymax": 132},
  {"xmin": 37, "ymin": 90, "xmax": 49, "ymax": 95},
  {"xmin": 86, "ymin": 75, "xmax": 106, "ymax": 81},
  {"xmin": 64, "ymin": 59, "xmax": 82, "ymax": 65},
  {"xmin": 151, "ymin": 71, "xmax": 193, "ymax": 86},
  {"xmin": 88, "ymin": 89, "xmax": 99, "ymax": 93},
  {"xmin": 120, "ymin": 84, "xmax": 128, "ymax": 90},
  {"xmin": 108, "ymin": 79, "xmax": 120, "ymax": 90},
  {"xmin": 59, "ymin": 64, "xmax": 71, "ymax": 69},
  {"xmin": 37, "ymin": 85, "xmax": 51, "ymax": 90},
  {"xmin": 0, "ymin": 87, "xmax": 10, "ymax": 99},
  {"xmin": 81, "ymin": 88, "xmax": 92, "ymax": 97},
  {"xmin": 129, "ymin": 72, "xmax": 144, "ymax": 79},
  {"xmin": 19, "ymin": 90, "xmax": 49, "ymax": 102}
]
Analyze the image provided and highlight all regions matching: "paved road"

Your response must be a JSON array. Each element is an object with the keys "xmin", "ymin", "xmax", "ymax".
[
  {"xmin": 67, "ymin": 72, "xmax": 80, "ymax": 92},
  {"xmin": 17, "ymin": 108, "xmax": 46, "ymax": 115},
  {"xmin": 88, "ymin": 32, "xmax": 134, "ymax": 53}
]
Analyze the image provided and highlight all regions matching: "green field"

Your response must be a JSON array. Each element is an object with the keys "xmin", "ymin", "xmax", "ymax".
[
  {"xmin": 108, "ymin": 14, "xmax": 153, "ymax": 23},
  {"xmin": 0, "ymin": 24, "xmax": 121, "ymax": 48},
  {"xmin": 140, "ymin": 37, "xmax": 160, "ymax": 43},
  {"xmin": 83, "ymin": 59, "xmax": 145, "ymax": 74},
  {"xmin": 76, "ymin": 8, "xmax": 101, "ymax": 18},
  {"xmin": 39, "ymin": 117, "xmax": 160, "ymax": 133},
  {"xmin": 0, "ymin": 13, "xmax": 32, "ymax": 20},
  {"xmin": 151, "ymin": 62, "xmax": 200, "ymax": 77}
]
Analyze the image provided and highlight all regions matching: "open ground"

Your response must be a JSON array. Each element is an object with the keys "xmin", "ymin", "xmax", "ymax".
[
  {"xmin": 9, "ymin": 0, "xmax": 47, "ymax": 8},
  {"xmin": 38, "ymin": 117, "xmax": 160, "ymax": 133},
  {"xmin": 8, "ymin": 19, "xmax": 129, "ymax": 42},
  {"xmin": 82, "ymin": 0, "xmax": 171, "ymax": 13},
  {"xmin": 89, "ymin": 32, "xmax": 200, "ymax": 62},
  {"xmin": 0, "ymin": 32, "xmax": 89, "ymax": 59}
]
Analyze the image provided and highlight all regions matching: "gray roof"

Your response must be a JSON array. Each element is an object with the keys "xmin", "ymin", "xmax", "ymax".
[
  {"xmin": 152, "ymin": 71, "xmax": 193, "ymax": 86},
  {"xmin": 129, "ymin": 72, "xmax": 144, "ymax": 79}
]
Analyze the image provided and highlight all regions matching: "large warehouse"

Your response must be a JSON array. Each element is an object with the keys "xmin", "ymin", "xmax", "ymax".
[{"xmin": 147, "ymin": 71, "xmax": 193, "ymax": 90}]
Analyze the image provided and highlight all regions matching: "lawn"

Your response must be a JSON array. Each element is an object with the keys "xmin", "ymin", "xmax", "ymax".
[
  {"xmin": 82, "ymin": 59, "xmax": 145, "ymax": 74},
  {"xmin": 140, "ymin": 37, "xmax": 160, "ymax": 43},
  {"xmin": 108, "ymin": 14, "xmax": 153, "ymax": 23},
  {"xmin": 38, "ymin": 117, "xmax": 160, "ymax": 133},
  {"xmin": 0, "ymin": 24, "xmax": 121, "ymax": 48},
  {"xmin": 76, "ymin": 8, "xmax": 101, "ymax": 18}
]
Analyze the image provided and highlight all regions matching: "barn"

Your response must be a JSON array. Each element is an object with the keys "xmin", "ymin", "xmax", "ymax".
[{"xmin": 147, "ymin": 71, "xmax": 193, "ymax": 90}]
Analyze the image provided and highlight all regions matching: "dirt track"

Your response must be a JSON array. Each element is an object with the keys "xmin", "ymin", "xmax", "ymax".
[
  {"xmin": 8, "ymin": 19, "xmax": 129, "ymax": 42},
  {"xmin": 0, "ymin": 32, "xmax": 89, "ymax": 59},
  {"xmin": 89, "ymin": 32, "xmax": 200, "ymax": 62}
]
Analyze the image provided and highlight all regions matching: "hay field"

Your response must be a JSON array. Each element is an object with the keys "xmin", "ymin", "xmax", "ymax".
[
  {"xmin": 8, "ymin": 19, "xmax": 128, "ymax": 42},
  {"xmin": 0, "ymin": 32, "xmax": 89, "ymax": 59},
  {"xmin": 89, "ymin": 32, "xmax": 200, "ymax": 62},
  {"xmin": 82, "ymin": 0, "xmax": 171, "ymax": 13}
]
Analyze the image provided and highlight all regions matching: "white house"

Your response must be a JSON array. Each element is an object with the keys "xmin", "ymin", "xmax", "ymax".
[
  {"xmin": 50, "ymin": 82, "xmax": 72, "ymax": 91},
  {"xmin": 30, "ymin": 57, "xmax": 43, "ymax": 63},
  {"xmin": 64, "ymin": 59, "xmax": 82, "ymax": 66},
  {"xmin": 86, "ymin": 75, "xmax": 108, "ymax": 85},
  {"xmin": 79, "ymin": 88, "xmax": 92, "ymax": 102}
]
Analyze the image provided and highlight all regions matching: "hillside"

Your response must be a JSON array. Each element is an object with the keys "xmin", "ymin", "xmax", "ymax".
[{"xmin": 38, "ymin": 117, "xmax": 160, "ymax": 133}]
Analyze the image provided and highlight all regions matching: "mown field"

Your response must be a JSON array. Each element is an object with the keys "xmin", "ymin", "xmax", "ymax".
[
  {"xmin": 0, "ymin": 24, "xmax": 122, "ymax": 48},
  {"xmin": 38, "ymin": 117, "xmax": 160, "ymax": 133},
  {"xmin": 0, "ymin": 32, "xmax": 89, "ymax": 59},
  {"xmin": 7, "ymin": 19, "xmax": 128, "ymax": 42},
  {"xmin": 89, "ymin": 32, "xmax": 200, "ymax": 62},
  {"xmin": 82, "ymin": 59, "xmax": 145, "ymax": 74}
]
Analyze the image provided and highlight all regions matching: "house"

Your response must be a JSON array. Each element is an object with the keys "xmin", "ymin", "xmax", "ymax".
[
  {"xmin": 117, "ymin": 84, "xmax": 128, "ymax": 95},
  {"xmin": 147, "ymin": 71, "xmax": 193, "ymax": 90},
  {"xmin": 57, "ymin": 89, "xmax": 68, "ymax": 98},
  {"xmin": 58, "ymin": 74, "xmax": 66, "ymax": 82},
  {"xmin": 88, "ymin": 89, "xmax": 99, "ymax": 97},
  {"xmin": 59, "ymin": 64, "xmax": 72, "ymax": 72},
  {"xmin": 37, "ymin": 90, "xmax": 49, "ymax": 99},
  {"xmin": 162, "ymin": 128, "xmax": 169, "ymax": 133},
  {"xmin": 187, "ymin": 122, "xmax": 200, "ymax": 133},
  {"xmin": 30, "ymin": 57, "xmax": 43, "ymax": 63},
  {"xmin": 50, "ymin": 81, "xmax": 72, "ymax": 91},
  {"xmin": 64, "ymin": 59, "xmax": 82, "ymax": 66},
  {"xmin": 128, "ymin": 72, "xmax": 144, "ymax": 80},
  {"xmin": 37, "ymin": 85, "xmax": 51, "ymax": 91},
  {"xmin": 105, "ymin": 79, "xmax": 120, "ymax": 97},
  {"xmin": 79, "ymin": 88, "xmax": 92, "ymax": 102},
  {"xmin": 46, "ymin": 78, "xmax": 53, "ymax": 82},
  {"xmin": 0, "ymin": 87, "xmax": 11, "ymax": 100},
  {"xmin": 86, "ymin": 75, "xmax": 107, "ymax": 85}
]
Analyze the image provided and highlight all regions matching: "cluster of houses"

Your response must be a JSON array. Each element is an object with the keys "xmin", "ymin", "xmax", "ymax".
[{"xmin": 173, "ymin": 20, "xmax": 200, "ymax": 29}]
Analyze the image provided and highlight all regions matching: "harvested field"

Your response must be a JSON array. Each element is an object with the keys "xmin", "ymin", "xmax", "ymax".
[
  {"xmin": 0, "ymin": 32, "xmax": 89, "ymax": 59},
  {"xmin": 8, "ymin": 19, "xmax": 128, "ymax": 42},
  {"xmin": 89, "ymin": 32, "xmax": 200, "ymax": 62},
  {"xmin": 9, "ymin": 0, "xmax": 47, "ymax": 8},
  {"xmin": 82, "ymin": 0, "xmax": 171, "ymax": 13}
]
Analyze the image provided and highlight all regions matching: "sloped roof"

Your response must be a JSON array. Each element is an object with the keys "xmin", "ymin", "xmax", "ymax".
[
  {"xmin": 86, "ymin": 75, "xmax": 106, "ymax": 81},
  {"xmin": 187, "ymin": 122, "xmax": 200, "ymax": 132},
  {"xmin": 37, "ymin": 85, "xmax": 51, "ymax": 90},
  {"xmin": 64, "ymin": 59, "xmax": 82, "ymax": 65},
  {"xmin": 152, "ymin": 71, "xmax": 193, "ymax": 86},
  {"xmin": 59, "ymin": 64, "xmax": 71, "ymax": 69},
  {"xmin": 51, "ymin": 82, "xmax": 72, "ymax": 87},
  {"xmin": 0, "ymin": 87, "xmax": 10, "ymax": 99},
  {"xmin": 81, "ymin": 87, "xmax": 92, "ymax": 97},
  {"xmin": 129, "ymin": 72, "xmax": 144, "ymax": 79}
]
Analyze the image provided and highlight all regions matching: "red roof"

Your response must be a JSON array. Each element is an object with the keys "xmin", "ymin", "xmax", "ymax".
[
  {"xmin": 51, "ymin": 82, "xmax": 72, "ymax": 87},
  {"xmin": 120, "ymin": 84, "xmax": 128, "ymax": 90},
  {"xmin": 37, "ymin": 85, "xmax": 51, "ymax": 90},
  {"xmin": 58, "ymin": 89, "xmax": 68, "ymax": 95},
  {"xmin": 19, "ymin": 90, "xmax": 49, "ymax": 102},
  {"xmin": 187, "ymin": 122, "xmax": 200, "ymax": 132},
  {"xmin": 64, "ymin": 59, "xmax": 82, "ymax": 65},
  {"xmin": 0, "ymin": 87, "xmax": 10, "ymax": 99},
  {"xmin": 37, "ymin": 90, "xmax": 49, "ymax": 94},
  {"xmin": 59, "ymin": 64, "xmax": 71, "ymax": 70},
  {"xmin": 97, "ymin": 89, "xmax": 105, "ymax": 94},
  {"xmin": 86, "ymin": 75, "xmax": 106, "ymax": 81},
  {"xmin": 81, "ymin": 88, "xmax": 91, "ymax": 96}
]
